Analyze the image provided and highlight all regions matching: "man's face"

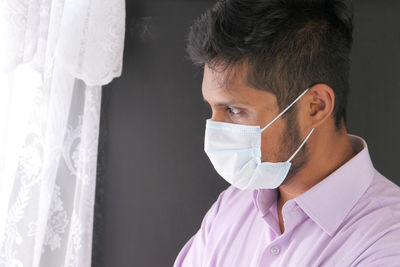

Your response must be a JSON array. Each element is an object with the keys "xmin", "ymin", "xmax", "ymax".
[{"xmin": 201, "ymin": 63, "xmax": 308, "ymax": 182}]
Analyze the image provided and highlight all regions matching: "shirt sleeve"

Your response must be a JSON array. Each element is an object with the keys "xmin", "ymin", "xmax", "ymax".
[
  {"xmin": 173, "ymin": 189, "xmax": 226, "ymax": 267},
  {"xmin": 352, "ymin": 227, "xmax": 400, "ymax": 266}
]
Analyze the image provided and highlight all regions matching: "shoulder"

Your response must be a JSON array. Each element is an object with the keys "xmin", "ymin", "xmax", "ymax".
[
  {"xmin": 214, "ymin": 185, "xmax": 255, "ymax": 212},
  {"xmin": 363, "ymin": 169, "xmax": 400, "ymax": 218},
  {"xmin": 348, "ymin": 170, "xmax": 400, "ymax": 265},
  {"xmin": 190, "ymin": 185, "xmax": 254, "ymax": 244},
  {"xmin": 203, "ymin": 185, "xmax": 256, "ymax": 230},
  {"xmin": 351, "ymin": 169, "xmax": 400, "ymax": 233},
  {"xmin": 202, "ymin": 185, "xmax": 250, "ymax": 219}
]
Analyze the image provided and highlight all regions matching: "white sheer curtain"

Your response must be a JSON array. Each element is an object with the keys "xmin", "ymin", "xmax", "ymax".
[{"xmin": 0, "ymin": 0, "xmax": 125, "ymax": 266}]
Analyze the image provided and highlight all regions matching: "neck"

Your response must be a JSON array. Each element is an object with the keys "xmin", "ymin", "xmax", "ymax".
[{"xmin": 277, "ymin": 124, "xmax": 357, "ymax": 206}]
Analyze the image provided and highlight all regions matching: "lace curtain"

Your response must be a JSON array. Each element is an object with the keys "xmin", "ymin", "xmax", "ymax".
[{"xmin": 0, "ymin": 0, "xmax": 125, "ymax": 266}]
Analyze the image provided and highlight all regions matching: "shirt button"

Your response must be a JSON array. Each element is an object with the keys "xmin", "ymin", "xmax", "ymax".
[
  {"xmin": 270, "ymin": 246, "xmax": 280, "ymax": 255},
  {"xmin": 293, "ymin": 204, "xmax": 299, "ymax": 210}
]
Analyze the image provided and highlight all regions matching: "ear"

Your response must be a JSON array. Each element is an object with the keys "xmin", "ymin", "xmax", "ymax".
[{"xmin": 306, "ymin": 83, "xmax": 335, "ymax": 128}]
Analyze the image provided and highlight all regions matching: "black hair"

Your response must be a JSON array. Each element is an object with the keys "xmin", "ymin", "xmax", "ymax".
[{"xmin": 185, "ymin": 0, "xmax": 354, "ymax": 129}]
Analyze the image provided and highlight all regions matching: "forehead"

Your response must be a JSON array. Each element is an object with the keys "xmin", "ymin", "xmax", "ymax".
[
  {"xmin": 202, "ymin": 63, "xmax": 240, "ymax": 91},
  {"xmin": 201, "ymin": 63, "xmax": 277, "ymax": 107}
]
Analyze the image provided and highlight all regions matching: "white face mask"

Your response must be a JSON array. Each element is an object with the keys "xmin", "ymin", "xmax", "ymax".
[{"xmin": 204, "ymin": 88, "xmax": 315, "ymax": 190}]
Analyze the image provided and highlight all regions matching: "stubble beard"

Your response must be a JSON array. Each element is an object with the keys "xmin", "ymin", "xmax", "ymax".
[{"xmin": 280, "ymin": 108, "xmax": 310, "ymax": 185}]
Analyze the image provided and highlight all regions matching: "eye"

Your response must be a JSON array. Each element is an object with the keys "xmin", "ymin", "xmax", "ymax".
[{"xmin": 226, "ymin": 106, "xmax": 241, "ymax": 115}]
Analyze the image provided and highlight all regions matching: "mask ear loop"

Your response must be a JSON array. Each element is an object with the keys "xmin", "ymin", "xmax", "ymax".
[
  {"xmin": 287, "ymin": 128, "xmax": 315, "ymax": 162},
  {"xmin": 261, "ymin": 87, "xmax": 310, "ymax": 133}
]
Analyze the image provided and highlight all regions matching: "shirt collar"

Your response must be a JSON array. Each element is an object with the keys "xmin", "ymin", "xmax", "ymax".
[{"xmin": 252, "ymin": 134, "xmax": 375, "ymax": 237}]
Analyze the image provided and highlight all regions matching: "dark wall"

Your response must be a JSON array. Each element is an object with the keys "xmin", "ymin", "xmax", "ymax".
[
  {"xmin": 92, "ymin": 1, "xmax": 400, "ymax": 266},
  {"xmin": 347, "ymin": 1, "xmax": 400, "ymax": 180}
]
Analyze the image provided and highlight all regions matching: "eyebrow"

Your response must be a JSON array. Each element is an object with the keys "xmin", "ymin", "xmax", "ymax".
[{"xmin": 202, "ymin": 97, "xmax": 248, "ymax": 107}]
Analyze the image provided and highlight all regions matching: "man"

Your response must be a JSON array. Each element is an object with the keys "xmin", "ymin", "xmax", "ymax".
[{"xmin": 174, "ymin": 0, "xmax": 400, "ymax": 266}]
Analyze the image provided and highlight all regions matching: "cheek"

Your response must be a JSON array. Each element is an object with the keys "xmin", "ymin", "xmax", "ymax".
[
  {"xmin": 235, "ymin": 108, "xmax": 267, "ymax": 125},
  {"xmin": 259, "ymin": 121, "xmax": 287, "ymax": 162}
]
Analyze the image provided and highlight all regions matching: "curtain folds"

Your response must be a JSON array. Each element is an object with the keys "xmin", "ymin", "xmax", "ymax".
[{"xmin": 0, "ymin": 0, "xmax": 125, "ymax": 266}]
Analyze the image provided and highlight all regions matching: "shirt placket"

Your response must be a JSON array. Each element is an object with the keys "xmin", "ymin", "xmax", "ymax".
[{"xmin": 257, "ymin": 201, "xmax": 306, "ymax": 265}]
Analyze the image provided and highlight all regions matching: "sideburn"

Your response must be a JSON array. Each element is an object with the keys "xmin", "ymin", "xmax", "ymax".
[{"xmin": 281, "ymin": 106, "xmax": 309, "ymax": 183}]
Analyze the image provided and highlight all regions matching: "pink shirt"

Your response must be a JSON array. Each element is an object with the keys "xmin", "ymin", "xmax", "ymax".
[{"xmin": 173, "ymin": 134, "xmax": 400, "ymax": 266}]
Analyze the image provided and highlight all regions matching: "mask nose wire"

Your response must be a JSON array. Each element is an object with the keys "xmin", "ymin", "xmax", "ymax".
[{"xmin": 260, "ymin": 87, "xmax": 310, "ymax": 132}]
